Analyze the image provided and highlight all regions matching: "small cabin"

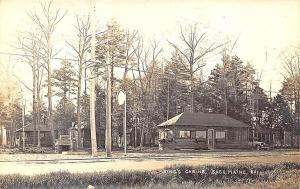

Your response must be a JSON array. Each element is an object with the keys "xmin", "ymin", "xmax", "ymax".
[
  {"xmin": 16, "ymin": 123, "xmax": 57, "ymax": 147},
  {"xmin": 158, "ymin": 112, "xmax": 250, "ymax": 150}
]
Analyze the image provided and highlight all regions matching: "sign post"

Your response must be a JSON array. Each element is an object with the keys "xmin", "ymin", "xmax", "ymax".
[{"xmin": 118, "ymin": 90, "xmax": 126, "ymax": 155}]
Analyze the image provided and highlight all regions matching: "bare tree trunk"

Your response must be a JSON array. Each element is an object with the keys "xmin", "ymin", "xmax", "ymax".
[
  {"xmin": 134, "ymin": 123, "xmax": 137, "ymax": 147},
  {"xmin": 122, "ymin": 30, "xmax": 137, "ymax": 83},
  {"xmin": 110, "ymin": 64, "xmax": 114, "ymax": 147},
  {"xmin": 37, "ymin": 92, "xmax": 41, "ymax": 148},
  {"xmin": 168, "ymin": 24, "xmax": 225, "ymax": 113},
  {"xmin": 105, "ymin": 52, "xmax": 112, "ymax": 157},
  {"xmin": 66, "ymin": 15, "xmax": 91, "ymax": 149},
  {"xmin": 37, "ymin": 57, "xmax": 44, "ymax": 148},
  {"xmin": 225, "ymin": 87, "xmax": 228, "ymax": 115},
  {"xmin": 36, "ymin": 57, "xmax": 41, "ymax": 148},
  {"xmin": 17, "ymin": 32, "xmax": 42, "ymax": 147},
  {"xmin": 190, "ymin": 71, "xmax": 194, "ymax": 112},
  {"xmin": 48, "ymin": 79, "xmax": 55, "ymax": 147},
  {"xmin": 47, "ymin": 36, "xmax": 55, "ymax": 148},
  {"xmin": 77, "ymin": 63, "xmax": 83, "ymax": 148},
  {"xmin": 167, "ymin": 77, "xmax": 170, "ymax": 120},
  {"xmin": 293, "ymin": 90, "xmax": 300, "ymax": 147},
  {"xmin": 140, "ymin": 125, "xmax": 144, "ymax": 147},
  {"xmin": 32, "ymin": 54, "xmax": 37, "ymax": 146},
  {"xmin": 28, "ymin": 0, "xmax": 66, "ymax": 148}
]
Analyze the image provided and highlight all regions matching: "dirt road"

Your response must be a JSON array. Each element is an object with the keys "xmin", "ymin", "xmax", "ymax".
[{"xmin": 0, "ymin": 150, "xmax": 299, "ymax": 175}]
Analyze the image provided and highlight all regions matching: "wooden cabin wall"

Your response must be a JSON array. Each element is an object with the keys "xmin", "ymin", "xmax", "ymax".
[{"xmin": 159, "ymin": 126, "xmax": 249, "ymax": 150}]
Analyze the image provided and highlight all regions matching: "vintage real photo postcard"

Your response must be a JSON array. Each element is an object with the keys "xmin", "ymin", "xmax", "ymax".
[{"xmin": 0, "ymin": 0, "xmax": 299, "ymax": 188}]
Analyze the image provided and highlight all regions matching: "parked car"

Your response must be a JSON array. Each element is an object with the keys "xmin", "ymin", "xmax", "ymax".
[{"xmin": 249, "ymin": 141, "xmax": 270, "ymax": 150}]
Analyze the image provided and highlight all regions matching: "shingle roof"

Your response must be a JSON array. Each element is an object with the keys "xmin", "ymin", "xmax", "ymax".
[{"xmin": 158, "ymin": 112, "xmax": 249, "ymax": 128}]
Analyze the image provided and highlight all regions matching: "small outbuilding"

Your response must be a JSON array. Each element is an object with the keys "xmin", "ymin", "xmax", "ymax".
[
  {"xmin": 158, "ymin": 112, "xmax": 250, "ymax": 150},
  {"xmin": 16, "ymin": 123, "xmax": 57, "ymax": 147}
]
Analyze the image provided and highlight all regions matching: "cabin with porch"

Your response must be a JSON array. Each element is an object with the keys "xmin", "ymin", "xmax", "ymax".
[{"xmin": 158, "ymin": 112, "xmax": 250, "ymax": 150}]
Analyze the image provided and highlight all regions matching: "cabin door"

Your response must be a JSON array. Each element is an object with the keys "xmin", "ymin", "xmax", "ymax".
[{"xmin": 207, "ymin": 129, "xmax": 214, "ymax": 149}]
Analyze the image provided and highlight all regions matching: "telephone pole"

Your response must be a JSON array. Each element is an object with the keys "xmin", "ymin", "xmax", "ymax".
[{"xmin": 90, "ymin": 3, "xmax": 97, "ymax": 157}]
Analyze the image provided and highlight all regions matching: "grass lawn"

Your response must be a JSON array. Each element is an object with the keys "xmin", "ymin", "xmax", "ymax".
[
  {"xmin": 132, "ymin": 169, "xmax": 300, "ymax": 189},
  {"xmin": 0, "ymin": 162, "xmax": 299, "ymax": 189}
]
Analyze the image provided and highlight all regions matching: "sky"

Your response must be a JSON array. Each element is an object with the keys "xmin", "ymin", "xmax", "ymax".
[{"xmin": 0, "ymin": 0, "xmax": 300, "ymax": 104}]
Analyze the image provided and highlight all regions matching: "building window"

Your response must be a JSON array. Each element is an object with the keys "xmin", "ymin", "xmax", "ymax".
[
  {"xmin": 159, "ymin": 130, "xmax": 167, "ymax": 139},
  {"xmin": 160, "ymin": 130, "xmax": 174, "ymax": 139},
  {"xmin": 179, "ymin": 131, "xmax": 191, "ymax": 138},
  {"xmin": 196, "ymin": 131, "xmax": 206, "ymax": 139},
  {"xmin": 191, "ymin": 131, "xmax": 196, "ymax": 138},
  {"xmin": 216, "ymin": 131, "xmax": 226, "ymax": 139}
]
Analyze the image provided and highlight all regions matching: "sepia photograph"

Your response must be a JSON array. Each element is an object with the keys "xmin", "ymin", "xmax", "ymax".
[{"xmin": 0, "ymin": 0, "xmax": 300, "ymax": 188}]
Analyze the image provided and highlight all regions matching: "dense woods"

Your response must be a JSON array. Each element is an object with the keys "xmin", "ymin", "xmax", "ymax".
[{"xmin": 0, "ymin": 0, "xmax": 299, "ymax": 149}]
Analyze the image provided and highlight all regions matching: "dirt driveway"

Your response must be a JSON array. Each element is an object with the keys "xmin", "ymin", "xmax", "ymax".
[{"xmin": 0, "ymin": 150, "xmax": 299, "ymax": 175}]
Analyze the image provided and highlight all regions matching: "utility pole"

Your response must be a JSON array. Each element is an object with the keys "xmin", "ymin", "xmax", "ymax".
[
  {"xmin": 90, "ymin": 3, "xmax": 97, "ymax": 157},
  {"xmin": 106, "ymin": 51, "xmax": 112, "ymax": 157},
  {"xmin": 117, "ymin": 91, "xmax": 127, "ymax": 155}
]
